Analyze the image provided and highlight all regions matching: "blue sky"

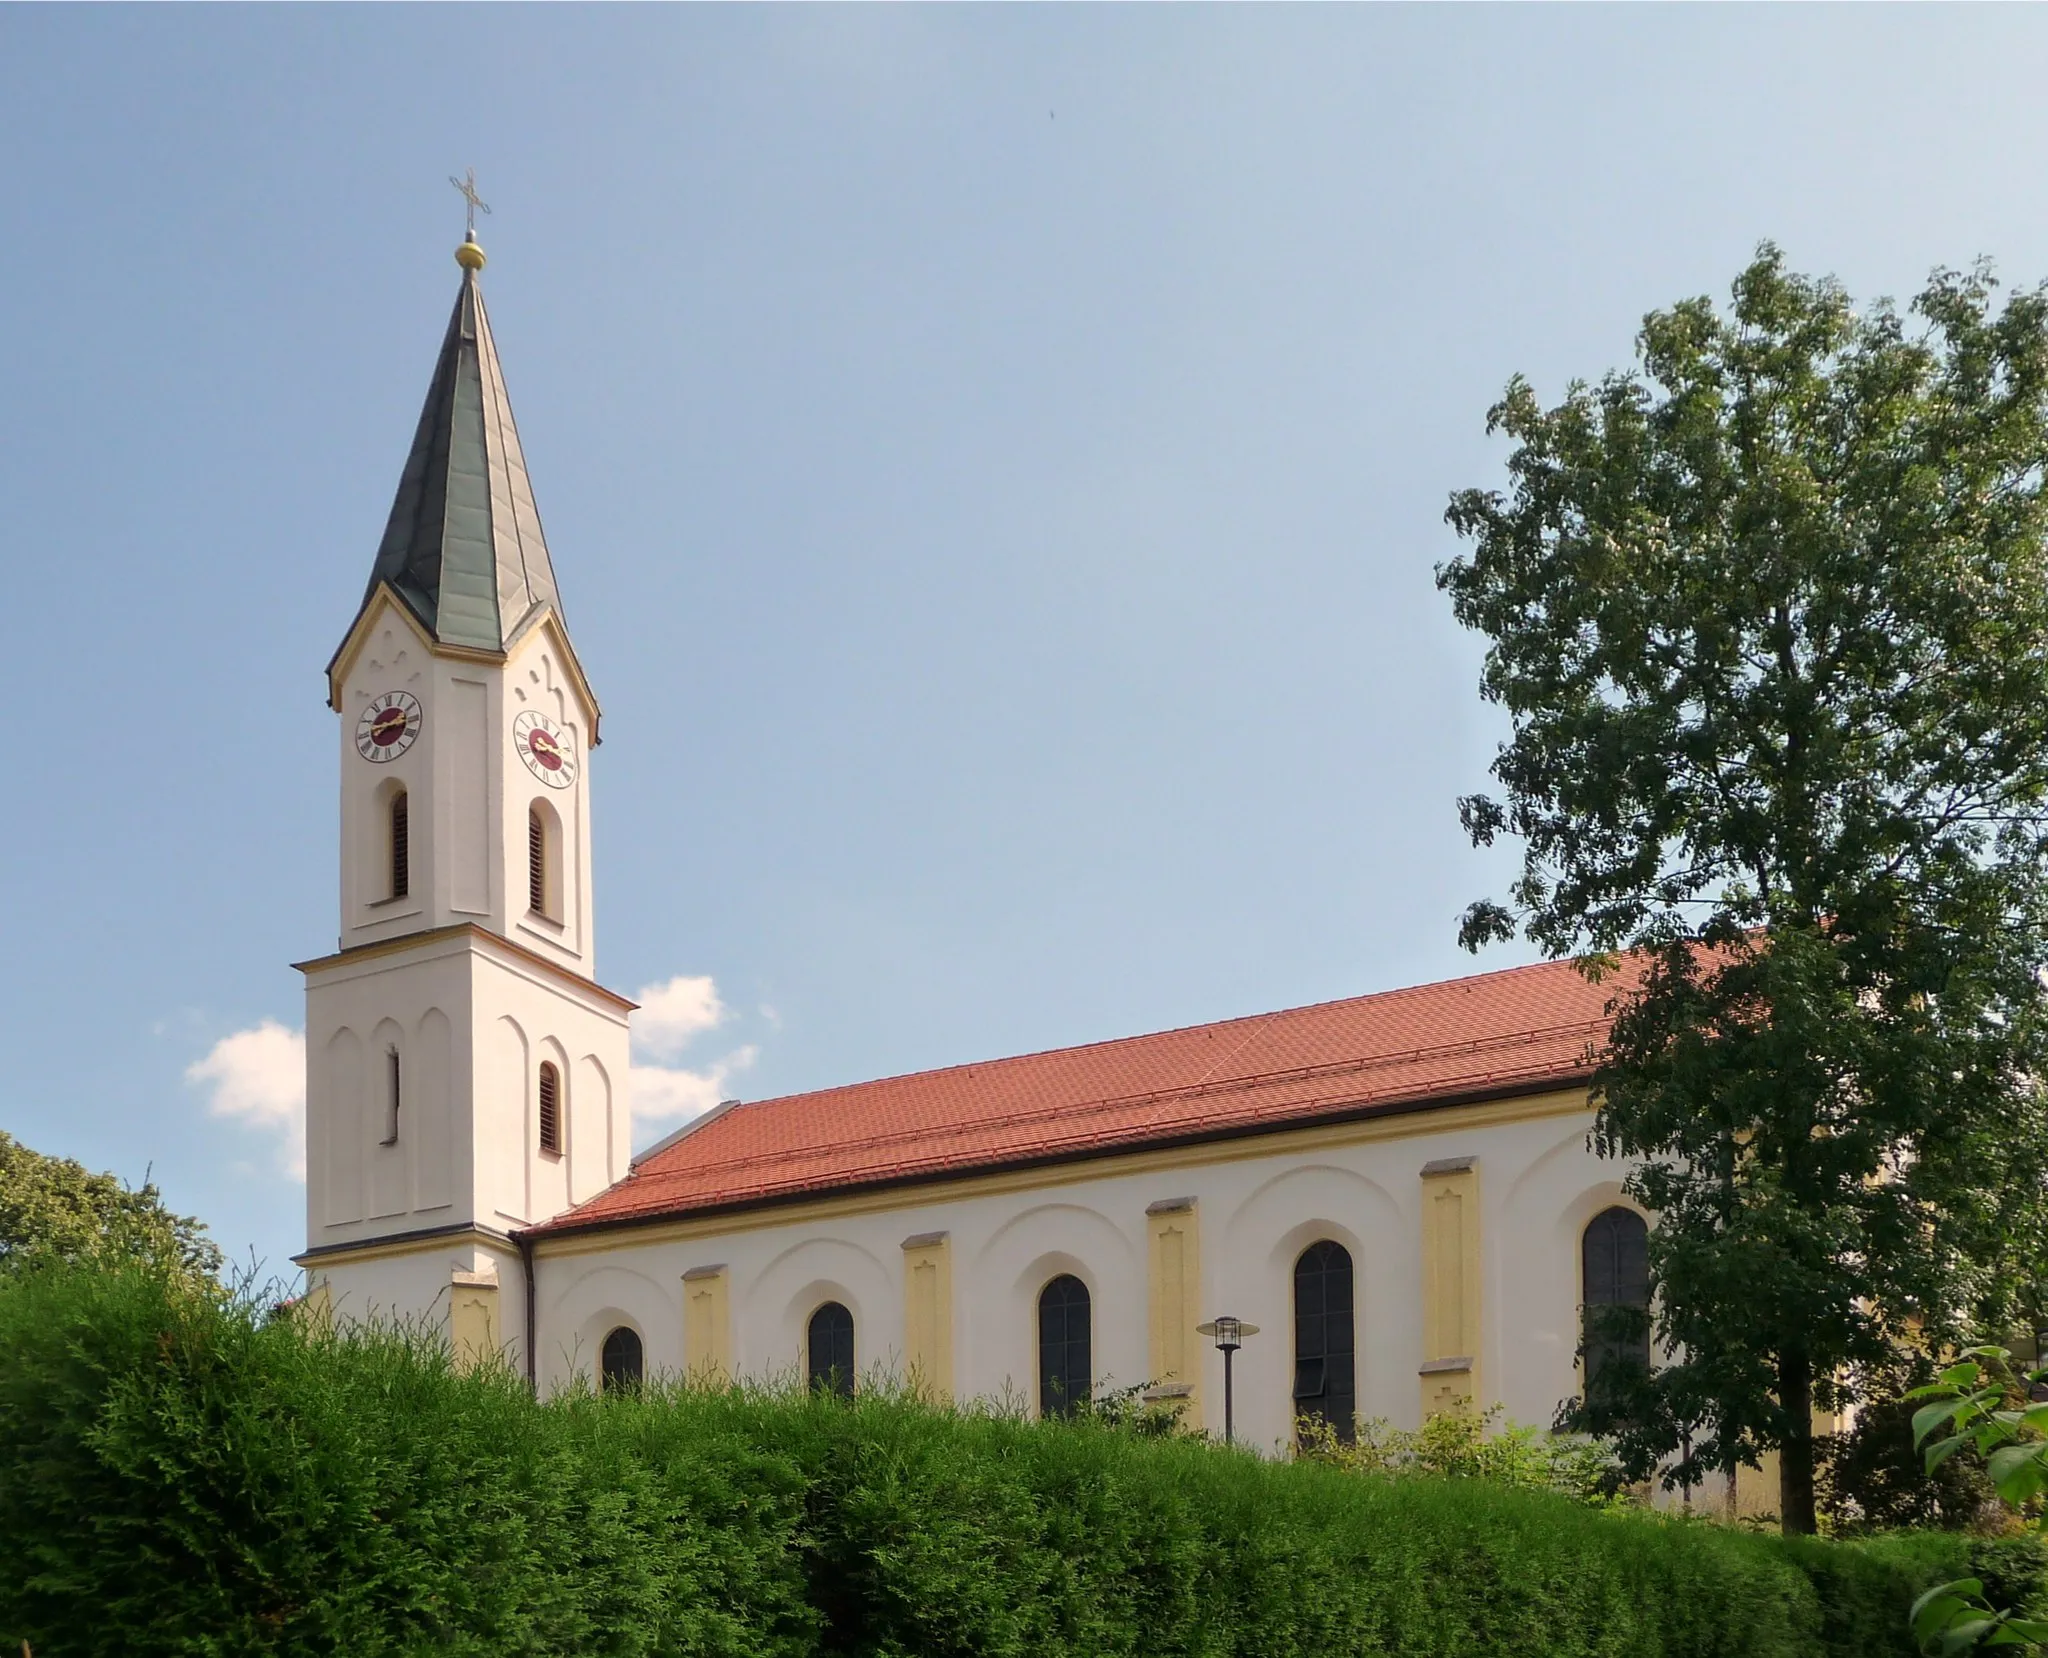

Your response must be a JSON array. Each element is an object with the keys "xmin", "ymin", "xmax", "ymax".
[{"xmin": 7, "ymin": 5, "xmax": 2048, "ymax": 1280}]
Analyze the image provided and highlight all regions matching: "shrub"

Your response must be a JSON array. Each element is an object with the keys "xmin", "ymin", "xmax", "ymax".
[{"xmin": 0, "ymin": 1264, "xmax": 1993, "ymax": 1657}]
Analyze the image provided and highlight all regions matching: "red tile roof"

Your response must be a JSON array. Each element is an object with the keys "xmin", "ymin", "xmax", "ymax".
[{"xmin": 533, "ymin": 956, "xmax": 1618, "ymax": 1237}]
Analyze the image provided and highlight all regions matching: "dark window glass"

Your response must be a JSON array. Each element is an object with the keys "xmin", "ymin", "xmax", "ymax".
[
  {"xmin": 601, "ymin": 1325, "xmax": 643, "ymax": 1394},
  {"xmin": 391, "ymin": 791, "xmax": 410, "ymax": 899},
  {"xmin": 381, "ymin": 1048, "xmax": 401, "ymax": 1146},
  {"xmin": 1293, "ymin": 1240, "xmax": 1356, "ymax": 1440},
  {"xmin": 808, "ymin": 1301, "xmax": 855, "ymax": 1398},
  {"xmin": 1037, "ymin": 1274, "xmax": 1091, "ymax": 1418},
  {"xmin": 538, "ymin": 1062, "xmax": 561, "ymax": 1155},
  {"xmin": 1582, "ymin": 1207, "xmax": 1651, "ymax": 1392}
]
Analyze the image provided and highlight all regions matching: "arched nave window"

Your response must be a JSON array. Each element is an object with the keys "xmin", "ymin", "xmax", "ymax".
[
  {"xmin": 1293, "ymin": 1240, "xmax": 1356, "ymax": 1441},
  {"xmin": 389, "ymin": 789, "xmax": 409, "ymax": 901},
  {"xmin": 601, "ymin": 1325, "xmax": 643, "ymax": 1394},
  {"xmin": 808, "ymin": 1301, "xmax": 855, "ymax": 1398},
  {"xmin": 1581, "ymin": 1207, "xmax": 1651, "ymax": 1394},
  {"xmin": 1037, "ymin": 1274, "xmax": 1091, "ymax": 1418}
]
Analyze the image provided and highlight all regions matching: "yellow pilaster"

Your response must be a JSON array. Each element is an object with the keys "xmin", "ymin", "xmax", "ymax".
[
  {"xmin": 901, "ymin": 1230, "xmax": 954, "ymax": 1401},
  {"xmin": 683, "ymin": 1264, "xmax": 732, "ymax": 1383},
  {"xmin": 1419, "ymin": 1155, "xmax": 1481, "ymax": 1416},
  {"xmin": 449, "ymin": 1268, "xmax": 501, "ymax": 1372},
  {"xmin": 1146, "ymin": 1197, "xmax": 1203, "ymax": 1431}
]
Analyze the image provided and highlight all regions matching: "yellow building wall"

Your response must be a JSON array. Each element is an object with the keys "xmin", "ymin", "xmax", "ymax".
[
  {"xmin": 1419, "ymin": 1156, "xmax": 1481, "ymax": 1416},
  {"xmin": 901, "ymin": 1230, "xmax": 954, "ymax": 1401},
  {"xmin": 683, "ymin": 1264, "xmax": 732, "ymax": 1383},
  {"xmin": 449, "ymin": 1269, "xmax": 501, "ymax": 1372},
  {"xmin": 1147, "ymin": 1198, "xmax": 1203, "ymax": 1431}
]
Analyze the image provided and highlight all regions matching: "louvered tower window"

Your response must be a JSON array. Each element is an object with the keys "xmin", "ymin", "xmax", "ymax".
[
  {"xmin": 390, "ymin": 790, "xmax": 410, "ymax": 900},
  {"xmin": 528, "ymin": 806, "xmax": 548, "ymax": 916},
  {"xmin": 538, "ymin": 1061, "xmax": 562, "ymax": 1156}
]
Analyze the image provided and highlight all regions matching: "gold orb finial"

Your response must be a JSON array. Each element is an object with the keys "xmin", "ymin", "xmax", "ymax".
[{"xmin": 455, "ymin": 230, "xmax": 487, "ymax": 271}]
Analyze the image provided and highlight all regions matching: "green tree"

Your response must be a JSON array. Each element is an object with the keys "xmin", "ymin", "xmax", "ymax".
[
  {"xmin": 0, "ymin": 1129, "xmax": 221, "ymax": 1287},
  {"xmin": 1439, "ymin": 245, "xmax": 2048, "ymax": 1534}
]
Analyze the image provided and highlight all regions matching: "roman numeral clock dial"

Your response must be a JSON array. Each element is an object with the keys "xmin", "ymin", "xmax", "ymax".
[
  {"xmin": 514, "ymin": 711, "xmax": 578, "ymax": 788},
  {"xmin": 355, "ymin": 692, "xmax": 422, "ymax": 761}
]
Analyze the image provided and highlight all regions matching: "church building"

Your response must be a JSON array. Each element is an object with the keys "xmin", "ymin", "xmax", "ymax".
[{"xmin": 295, "ymin": 234, "xmax": 1651, "ymax": 1453}]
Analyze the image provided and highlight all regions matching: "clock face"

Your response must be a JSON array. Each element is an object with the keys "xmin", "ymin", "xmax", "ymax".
[
  {"xmin": 355, "ymin": 692, "xmax": 422, "ymax": 762},
  {"xmin": 514, "ymin": 710, "xmax": 578, "ymax": 789}
]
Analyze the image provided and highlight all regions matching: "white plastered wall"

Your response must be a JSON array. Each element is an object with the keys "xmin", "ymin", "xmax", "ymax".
[
  {"xmin": 333, "ymin": 596, "xmax": 596, "ymax": 978},
  {"xmin": 531, "ymin": 1092, "xmax": 1638, "ymax": 1449}
]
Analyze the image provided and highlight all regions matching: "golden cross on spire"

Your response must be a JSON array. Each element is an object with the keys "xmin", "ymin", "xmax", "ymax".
[{"xmin": 449, "ymin": 168, "xmax": 492, "ymax": 236}]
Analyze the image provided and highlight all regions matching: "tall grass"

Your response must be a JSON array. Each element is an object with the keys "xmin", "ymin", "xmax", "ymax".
[{"xmin": 0, "ymin": 1264, "xmax": 2010, "ymax": 1657}]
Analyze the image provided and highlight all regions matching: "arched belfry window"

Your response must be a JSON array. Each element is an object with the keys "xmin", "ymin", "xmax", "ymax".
[
  {"xmin": 601, "ymin": 1325, "xmax": 643, "ymax": 1394},
  {"xmin": 527, "ymin": 805, "xmax": 552, "ymax": 918},
  {"xmin": 1581, "ymin": 1207, "xmax": 1651, "ymax": 1395},
  {"xmin": 1293, "ymin": 1240, "xmax": 1356, "ymax": 1440},
  {"xmin": 389, "ymin": 789, "xmax": 409, "ymax": 901},
  {"xmin": 538, "ymin": 1062, "xmax": 562, "ymax": 1156},
  {"xmin": 808, "ymin": 1301, "xmax": 855, "ymax": 1398},
  {"xmin": 1037, "ymin": 1274, "xmax": 1091, "ymax": 1418}
]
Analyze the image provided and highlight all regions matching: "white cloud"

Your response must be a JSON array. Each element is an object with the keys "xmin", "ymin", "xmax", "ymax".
[
  {"xmin": 187, "ymin": 1020, "xmax": 306, "ymax": 1179},
  {"xmin": 633, "ymin": 974, "xmax": 727, "ymax": 1061},
  {"xmin": 630, "ymin": 1045, "xmax": 758, "ymax": 1125},
  {"xmin": 181, "ymin": 974, "xmax": 759, "ymax": 1172},
  {"xmin": 628, "ymin": 973, "xmax": 755, "ymax": 1134}
]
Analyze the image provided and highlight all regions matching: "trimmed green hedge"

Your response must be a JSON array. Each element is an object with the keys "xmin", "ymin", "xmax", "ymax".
[{"xmin": 0, "ymin": 1265, "xmax": 2023, "ymax": 1657}]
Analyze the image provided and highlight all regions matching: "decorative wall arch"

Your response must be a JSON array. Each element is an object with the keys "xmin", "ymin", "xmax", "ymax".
[
  {"xmin": 970, "ymin": 1202, "xmax": 1140, "ymax": 1403},
  {"xmin": 551, "ymin": 1263, "xmax": 678, "ymax": 1394},
  {"xmin": 412, "ymin": 1007, "xmax": 454, "ymax": 1210},
  {"xmin": 749, "ymin": 1235, "xmax": 893, "ymax": 1384},
  {"xmin": 322, "ymin": 1026, "xmax": 364, "ymax": 1225},
  {"xmin": 572, "ymin": 1053, "xmax": 613, "ymax": 1201}
]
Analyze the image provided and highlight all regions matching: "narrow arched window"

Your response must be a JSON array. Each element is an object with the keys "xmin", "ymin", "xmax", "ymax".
[
  {"xmin": 390, "ymin": 790, "xmax": 409, "ymax": 900},
  {"xmin": 1293, "ymin": 1240, "xmax": 1356, "ymax": 1440},
  {"xmin": 807, "ymin": 1301, "xmax": 855, "ymax": 1398},
  {"xmin": 538, "ymin": 1061, "xmax": 562, "ymax": 1156},
  {"xmin": 381, "ymin": 1046, "xmax": 401, "ymax": 1146},
  {"xmin": 1037, "ymin": 1274, "xmax": 1091, "ymax": 1418},
  {"xmin": 601, "ymin": 1325, "xmax": 643, "ymax": 1394},
  {"xmin": 1582, "ymin": 1207, "xmax": 1651, "ymax": 1395},
  {"xmin": 528, "ymin": 806, "xmax": 548, "ymax": 917}
]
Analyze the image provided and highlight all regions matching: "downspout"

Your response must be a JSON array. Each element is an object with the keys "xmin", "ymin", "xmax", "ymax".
[{"xmin": 515, "ymin": 1229, "xmax": 537, "ymax": 1394}]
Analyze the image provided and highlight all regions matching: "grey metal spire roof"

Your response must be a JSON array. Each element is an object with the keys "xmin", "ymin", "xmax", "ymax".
[{"xmin": 357, "ymin": 256, "xmax": 563, "ymax": 654}]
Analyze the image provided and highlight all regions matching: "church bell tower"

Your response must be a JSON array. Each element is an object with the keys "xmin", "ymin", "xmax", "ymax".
[{"xmin": 295, "ymin": 225, "xmax": 632, "ymax": 1362}]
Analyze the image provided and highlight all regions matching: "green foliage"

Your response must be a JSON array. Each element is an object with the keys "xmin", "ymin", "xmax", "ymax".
[
  {"xmin": 0, "ymin": 1263, "xmax": 1997, "ymax": 1658},
  {"xmin": 0, "ymin": 1129, "xmax": 221, "ymax": 1287},
  {"xmin": 1821, "ymin": 1354, "xmax": 2001, "ymax": 1534},
  {"xmin": 1296, "ymin": 1401, "xmax": 1628, "ymax": 1507},
  {"xmin": 1909, "ymin": 1348, "xmax": 2048, "ymax": 1649},
  {"xmin": 1439, "ymin": 244, "xmax": 2048, "ymax": 1532},
  {"xmin": 0, "ymin": 1263, "xmax": 817, "ymax": 1658}
]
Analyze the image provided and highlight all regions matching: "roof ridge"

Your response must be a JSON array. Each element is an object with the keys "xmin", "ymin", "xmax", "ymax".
[
  {"xmin": 672, "ymin": 953, "xmax": 1589, "ymax": 1121},
  {"xmin": 631, "ymin": 1013, "xmax": 1608, "ymax": 1186},
  {"xmin": 548, "ymin": 1039, "xmax": 1600, "ymax": 1231}
]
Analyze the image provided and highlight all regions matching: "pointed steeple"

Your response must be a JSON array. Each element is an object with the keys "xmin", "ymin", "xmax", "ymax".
[{"xmin": 353, "ymin": 234, "xmax": 563, "ymax": 656}]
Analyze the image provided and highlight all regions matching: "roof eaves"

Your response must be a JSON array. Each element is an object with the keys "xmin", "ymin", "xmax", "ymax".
[{"xmin": 524, "ymin": 1063, "xmax": 1596, "ymax": 1244}]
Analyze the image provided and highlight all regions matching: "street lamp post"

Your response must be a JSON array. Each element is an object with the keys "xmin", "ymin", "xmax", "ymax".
[{"xmin": 1196, "ymin": 1316, "xmax": 1259, "ymax": 1444}]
